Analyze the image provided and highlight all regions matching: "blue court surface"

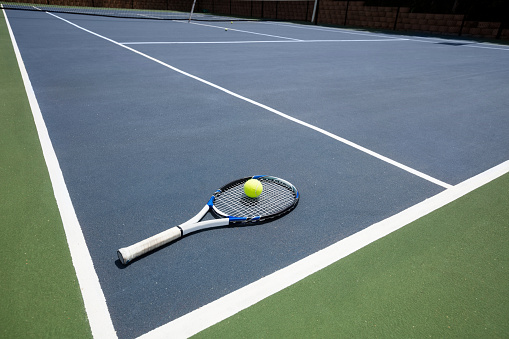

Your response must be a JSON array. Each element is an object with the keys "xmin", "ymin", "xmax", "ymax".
[{"xmin": 5, "ymin": 8, "xmax": 509, "ymax": 339}]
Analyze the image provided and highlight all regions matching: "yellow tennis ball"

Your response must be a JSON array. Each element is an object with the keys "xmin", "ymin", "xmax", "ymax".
[
  {"xmin": 225, "ymin": 28, "xmax": 228, "ymax": 31},
  {"xmin": 244, "ymin": 179, "xmax": 263, "ymax": 198}
]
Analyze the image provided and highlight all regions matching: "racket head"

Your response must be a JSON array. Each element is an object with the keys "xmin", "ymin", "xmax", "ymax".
[{"xmin": 210, "ymin": 175, "xmax": 299, "ymax": 223}]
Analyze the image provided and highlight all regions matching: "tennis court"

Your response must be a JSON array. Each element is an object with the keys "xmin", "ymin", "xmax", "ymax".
[{"xmin": 2, "ymin": 3, "xmax": 509, "ymax": 338}]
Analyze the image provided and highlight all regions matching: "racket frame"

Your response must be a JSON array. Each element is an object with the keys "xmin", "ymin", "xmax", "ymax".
[{"xmin": 117, "ymin": 175, "xmax": 299, "ymax": 264}]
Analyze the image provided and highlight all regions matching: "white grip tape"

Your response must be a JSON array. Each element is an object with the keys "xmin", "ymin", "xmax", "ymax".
[{"xmin": 118, "ymin": 226, "xmax": 182, "ymax": 264}]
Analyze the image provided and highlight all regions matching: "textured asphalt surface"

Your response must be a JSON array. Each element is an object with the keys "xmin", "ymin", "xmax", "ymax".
[{"xmin": 7, "ymin": 9, "xmax": 509, "ymax": 338}]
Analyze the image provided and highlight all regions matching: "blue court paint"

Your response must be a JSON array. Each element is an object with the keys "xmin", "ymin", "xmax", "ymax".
[{"xmin": 7, "ymin": 9, "xmax": 509, "ymax": 338}]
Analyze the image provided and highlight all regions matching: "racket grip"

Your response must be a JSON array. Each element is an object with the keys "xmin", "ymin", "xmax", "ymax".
[{"xmin": 117, "ymin": 226, "xmax": 182, "ymax": 265}]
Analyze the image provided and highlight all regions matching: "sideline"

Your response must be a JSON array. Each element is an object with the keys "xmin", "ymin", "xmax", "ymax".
[{"xmin": 3, "ymin": 8, "xmax": 117, "ymax": 339}]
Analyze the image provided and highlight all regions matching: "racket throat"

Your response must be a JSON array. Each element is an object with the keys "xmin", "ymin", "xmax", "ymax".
[{"xmin": 180, "ymin": 218, "xmax": 230, "ymax": 235}]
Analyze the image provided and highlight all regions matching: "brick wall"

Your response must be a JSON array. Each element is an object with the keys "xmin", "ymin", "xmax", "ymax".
[
  {"xmin": 192, "ymin": 0, "xmax": 508, "ymax": 40},
  {"xmin": 315, "ymin": 0, "xmax": 506, "ymax": 40}
]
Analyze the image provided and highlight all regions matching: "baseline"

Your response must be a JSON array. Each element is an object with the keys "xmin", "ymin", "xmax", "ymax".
[{"xmin": 263, "ymin": 21, "xmax": 509, "ymax": 51}]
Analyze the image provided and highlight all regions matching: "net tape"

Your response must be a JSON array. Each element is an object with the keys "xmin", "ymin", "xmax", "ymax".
[{"xmin": 0, "ymin": 1, "xmax": 259, "ymax": 21}]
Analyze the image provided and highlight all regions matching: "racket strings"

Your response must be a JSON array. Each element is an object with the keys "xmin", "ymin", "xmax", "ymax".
[{"xmin": 214, "ymin": 178, "xmax": 297, "ymax": 218}]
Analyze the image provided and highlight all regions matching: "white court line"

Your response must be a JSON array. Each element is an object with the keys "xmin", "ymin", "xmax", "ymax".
[
  {"xmin": 16, "ymin": 11, "xmax": 507, "ymax": 338},
  {"xmin": 140, "ymin": 160, "xmax": 509, "ymax": 338},
  {"xmin": 404, "ymin": 37, "xmax": 509, "ymax": 51},
  {"xmin": 294, "ymin": 38, "xmax": 409, "ymax": 42},
  {"xmin": 263, "ymin": 20, "xmax": 401, "ymax": 38},
  {"xmin": 120, "ymin": 40, "xmax": 303, "ymax": 44},
  {"xmin": 263, "ymin": 21, "xmax": 509, "ymax": 51},
  {"xmin": 136, "ymin": 14, "xmax": 163, "ymax": 19},
  {"xmin": 2, "ymin": 8, "xmax": 117, "ymax": 339},
  {"xmin": 48, "ymin": 12, "xmax": 450, "ymax": 189},
  {"xmin": 187, "ymin": 20, "xmax": 303, "ymax": 41},
  {"xmin": 464, "ymin": 44, "xmax": 509, "ymax": 51},
  {"xmin": 121, "ymin": 38, "xmax": 408, "ymax": 45}
]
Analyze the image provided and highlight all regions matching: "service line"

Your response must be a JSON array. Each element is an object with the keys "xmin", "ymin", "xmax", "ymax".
[
  {"xmin": 121, "ymin": 38, "xmax": 408, "ymax": 45},
  {"xmin": 46, "ymin": 12, "xmax": 450, "ymax": 188}
]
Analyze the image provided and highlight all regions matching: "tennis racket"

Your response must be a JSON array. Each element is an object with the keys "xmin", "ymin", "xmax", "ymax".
[{"xmin": 117, "ymin": 175, "xmax": 299, "ymax": 265}]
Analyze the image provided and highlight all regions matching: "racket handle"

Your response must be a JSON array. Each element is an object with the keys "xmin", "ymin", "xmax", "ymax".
[{"xmin": 117, "ymin": 226, "xmax": 182, "ymax": 265}]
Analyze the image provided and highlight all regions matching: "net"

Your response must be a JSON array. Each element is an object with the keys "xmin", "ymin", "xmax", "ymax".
[
  {"xmin": 1, "ymin": 0, "xmax": 315, "ymax": 22},
  {"xmin": 0, "ymin": 1, "xmax": 252, "ymax": 21}
]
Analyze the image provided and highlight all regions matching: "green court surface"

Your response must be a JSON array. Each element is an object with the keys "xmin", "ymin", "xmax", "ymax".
[
  {"xmin": 2, "ymin": 10, "xmax": 508, "ymax": 338},
  {"xmin": 0, "ymin": 14, "xmax": 92, "ymax": 339}
]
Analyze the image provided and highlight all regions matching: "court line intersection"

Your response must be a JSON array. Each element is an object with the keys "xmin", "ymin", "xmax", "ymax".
[{"xmin": 48, "ymin": 12, "xmax": 450, "ymax": 189}]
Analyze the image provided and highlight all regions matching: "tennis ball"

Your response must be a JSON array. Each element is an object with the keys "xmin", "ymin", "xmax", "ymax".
[
  {"xmin": 244, "ymin": 179, "xmax": 263, "ymax": 198},
  {"xmin": 225, "ymin": 28, "xmax": 228, "ymax": 31}
]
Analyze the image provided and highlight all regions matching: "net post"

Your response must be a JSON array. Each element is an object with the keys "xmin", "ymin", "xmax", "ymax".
[
  {"xmin": 393, "ymin": 6, "xmax": 400, "ymax": 30},
  {"xmin": 189, "ymin": 0, "xmax": 197, "ymax": 22},
  {"xmin": 311, "ymin": 0, "xmax": 319, "ymax": 23}
]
